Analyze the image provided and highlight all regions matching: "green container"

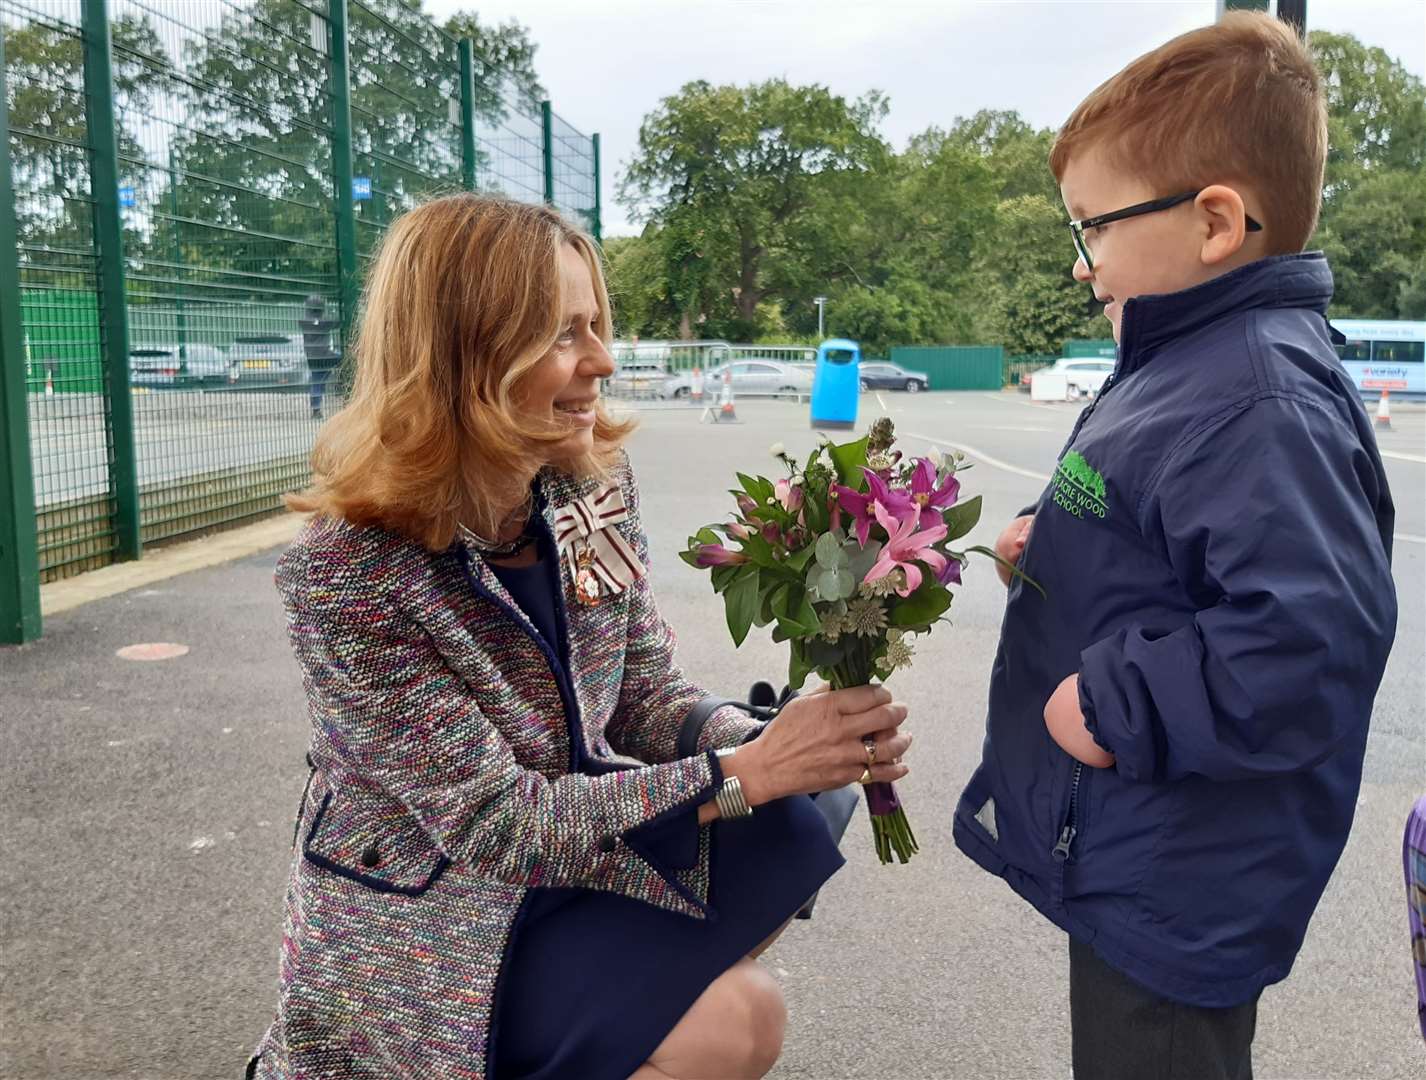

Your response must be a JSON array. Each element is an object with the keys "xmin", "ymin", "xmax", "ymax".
[
  {"xmin": 1062, "ymin": 338, "xmax": 1117, "ymax": 359},
  {"xmin": 889, "ymin": 345, "xmax": 1004, "ymax": 390},
  {"xmin": 19, "ymin": 290, "xmax": 103, "ymax": 393}
]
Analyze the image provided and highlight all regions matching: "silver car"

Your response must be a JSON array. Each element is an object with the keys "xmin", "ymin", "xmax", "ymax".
[
  {"xmin": 229, "ymin": 333, "xmax": 308, "ymax": 387},
  {"xmin": 661, "ymin": 360, "xmax": 813, "ymax": 400},
  {"xmin": 128, "ymin": 343, "xmax": 232, "ymax": 388}
]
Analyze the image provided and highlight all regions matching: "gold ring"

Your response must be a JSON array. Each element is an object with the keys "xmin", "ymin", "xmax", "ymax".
[
  {"xmin": 858, "ymin": 767, "xmax": 873, "ymax": 785},
  {"xmin": 863, "ymin": 738, "xmax": 877, "ymax": 767}
]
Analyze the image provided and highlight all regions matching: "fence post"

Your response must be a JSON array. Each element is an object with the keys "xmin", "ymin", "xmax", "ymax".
[
  {"xmin": 458, "ymin": 39, "xmax": 478, "ymax": 191},
  {"xmin": 82, "ymin": 0, "xmax": 140, "ymax": 562},
  {"xmin": 541, "ymin": 99, "xmax": 554, "ymax": 206},
  {"xmin": 328, "ymin": 0, "xmax": 360, "ymax": 346},
  {"xmin": 0, "ymin": 24, "xmax": 42, "ymax": 643},
  {"xmin": 591, "ymin": 133, "xmax": 602, "ymax": 244}
]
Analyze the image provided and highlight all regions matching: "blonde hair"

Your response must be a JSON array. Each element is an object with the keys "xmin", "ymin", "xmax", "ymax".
[
  {"xmin": 1049, "ymin": 12, "xmax": 1327, "ymax": 253},
  {"xmin": 287, "ymin": 194, "xmax": 634, "ymax": 549}
]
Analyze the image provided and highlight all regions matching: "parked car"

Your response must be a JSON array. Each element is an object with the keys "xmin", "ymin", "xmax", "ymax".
[
  {"xmin": 606, "ymin": 357, "xmax": 668, "ymax": 398},
  {"xmin": 661, "ymin": 360, "xmax": 813, "ymax": 400},
  {"xmin": 128, "ymin": 343, "xmax": 231, "ymax": 388},
  {"xmin": 228, "ymin": 333, "xmax": 308, "ymax": 387},
  {"xmin": 1022, "ymin": 357, "xmax": 1115, "ymax": 397},
  {"xmin": 859, "ymin": 362, "xmax": 929, "ymax": 393}
]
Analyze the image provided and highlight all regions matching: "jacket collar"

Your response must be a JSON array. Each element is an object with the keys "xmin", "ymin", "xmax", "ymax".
[{"xmin": 1116, "ymin": 252, "xmax": 1333, "ymax": 377}]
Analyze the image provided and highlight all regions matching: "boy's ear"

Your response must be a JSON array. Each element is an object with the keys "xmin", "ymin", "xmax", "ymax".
[{"xmin": 1195, "ymin": 185, "xmax": 1253, "ymax": 266}]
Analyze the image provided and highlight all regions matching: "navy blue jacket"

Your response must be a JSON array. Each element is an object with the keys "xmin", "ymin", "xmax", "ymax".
[{"xmin": 953, "ymin": 254, "xmax": 1397, "ymax": 1007}]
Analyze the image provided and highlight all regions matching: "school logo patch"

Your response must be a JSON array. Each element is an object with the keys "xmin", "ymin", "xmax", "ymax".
[{"xmin": 1052, "ymin": 450, "xmax": 1107, "ymax": 520}]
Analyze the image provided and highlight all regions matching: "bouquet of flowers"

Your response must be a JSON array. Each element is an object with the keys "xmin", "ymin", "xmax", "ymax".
[{"xmin": 681, "ymin": 418, "xmax": 1011, "ymax": 864}]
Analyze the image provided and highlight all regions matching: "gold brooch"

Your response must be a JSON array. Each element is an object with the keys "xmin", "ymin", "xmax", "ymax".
[{"xmin": 573, "ymin": 546, "xmax": 602, "ymax": 606}]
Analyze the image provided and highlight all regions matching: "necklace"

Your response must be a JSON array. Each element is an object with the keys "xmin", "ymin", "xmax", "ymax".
[{"xmin": 457, "ymin": 520, "xmax": 538, "ymax": 559}]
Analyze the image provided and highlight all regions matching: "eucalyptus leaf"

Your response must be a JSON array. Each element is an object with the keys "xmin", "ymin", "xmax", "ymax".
[
  {"xmin": 815, "ymin": 531, "xmax": 844, "ymax": 568},
  {"xmin": 832, "ymin": 567, "xmax": 856, "ymax": 600},
  {"xmin": 845, "ymin": 538, "xmax": 882, "ymax": 582}
]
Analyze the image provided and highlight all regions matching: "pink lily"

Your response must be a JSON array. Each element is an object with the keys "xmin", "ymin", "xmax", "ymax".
[
  {"xmin": 907, "ymin": 457, "xmax": 961, "ymax": 530},
  {"xmin": 863, "ymin": 502, "xmax": 948, "ymax": 597},
  {"xmin": 833, "ymin": 468, "xmax": 914, "ymax": 547},
  {"xmin": 774, "ymin": 478, "xmax": 803, "ymax": 513},
  {"xmin": 694, "ymin": 543, "xmax": 748, "ymax": 568}
]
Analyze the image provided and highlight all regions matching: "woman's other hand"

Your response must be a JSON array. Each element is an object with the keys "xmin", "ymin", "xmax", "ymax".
[{"xmin": 722, "ymin": 685, "xmax": 911, "ymax": 807}]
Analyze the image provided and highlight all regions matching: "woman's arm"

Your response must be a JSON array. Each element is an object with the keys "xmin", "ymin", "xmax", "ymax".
[
  {"xmin": 284, "ymin": 540, "xmax": 722, "ymax": 914},
  {"xmin": 605, "ymin": 459, "xmax": 764, "ymax": 763}
]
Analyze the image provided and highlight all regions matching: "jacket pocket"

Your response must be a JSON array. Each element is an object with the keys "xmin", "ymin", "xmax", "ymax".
[{"xmin": 302, "ymin": 791, "xmax": 449, "ymax": 897}]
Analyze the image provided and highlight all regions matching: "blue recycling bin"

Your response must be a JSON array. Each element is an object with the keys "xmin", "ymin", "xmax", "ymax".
[{"xmin": 810, "ymin": 338, "xmax": 861, "ymax": 429}]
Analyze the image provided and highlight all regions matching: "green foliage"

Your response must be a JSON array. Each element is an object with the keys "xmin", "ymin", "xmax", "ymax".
[{"xmin": 613, "ymin": 36, "xmax": 1423, "ymax": 346}]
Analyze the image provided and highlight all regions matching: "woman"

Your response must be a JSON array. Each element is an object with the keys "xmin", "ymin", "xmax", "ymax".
[{"xmin": 246, "ymin": 194, "xmax": 912, "ymax": 1080}]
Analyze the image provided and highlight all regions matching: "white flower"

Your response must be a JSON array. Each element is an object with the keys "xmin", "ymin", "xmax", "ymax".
[
  {"xmin": 882, "ymin": 628, "xmax": 915, "ymax": 672},
  {"xmin": 847, "ymin": 597, "xmax": 888, "ymax": 638},
  {"xmin": 819, "ymin": 611, "xmax": 846, "ymax": 643},
  {"xmin": 867, "ymin": 450, "xmax": 894, "ymax": 471},
  {"xmin": 770, "ymin": 442, "xmax": 786, "ymax": 457},
  {"xmin": 858, "ymin": 568, "xmax": 904, "ymax": 598}
]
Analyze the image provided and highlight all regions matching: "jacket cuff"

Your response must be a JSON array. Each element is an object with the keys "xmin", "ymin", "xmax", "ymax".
[{"xmin": 696, "ymin": 704, "xmax": 765, "ymax": 752}]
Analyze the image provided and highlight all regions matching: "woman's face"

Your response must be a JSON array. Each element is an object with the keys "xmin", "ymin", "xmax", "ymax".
[{"xmin": 518, "ymin": 243, "xmax": 615, "ymax": 463}]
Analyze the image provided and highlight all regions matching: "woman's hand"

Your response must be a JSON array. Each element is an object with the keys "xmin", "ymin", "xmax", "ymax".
[
  {"xmin": 721, "ymin": 684, "xmax": 911, "ymax": 807},
  {"xmin": 994, "ymin": 514, "xmax": 1034, "ymax": 587}
]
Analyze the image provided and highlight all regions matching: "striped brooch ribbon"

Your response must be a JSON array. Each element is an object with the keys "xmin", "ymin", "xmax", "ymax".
[{"xmin": 552, "ymin": 483, "xmax": 646, "ymax": 605}]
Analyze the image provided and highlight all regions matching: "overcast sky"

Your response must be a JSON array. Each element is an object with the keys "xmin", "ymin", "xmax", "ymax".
[{"xmin": 425, "ymin": 0, "xmax": 1426, "ymax": 237}]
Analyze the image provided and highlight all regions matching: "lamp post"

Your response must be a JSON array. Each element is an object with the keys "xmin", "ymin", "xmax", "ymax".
[{"xmin": 814, "ymin": 295, "xmax": 827, "ymax": 340}]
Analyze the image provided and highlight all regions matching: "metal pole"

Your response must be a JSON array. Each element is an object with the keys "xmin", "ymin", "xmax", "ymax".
[
  {"xmin": 0, "ymin": 23, "xmax": 43, "ymax": 642},
  {"xmin": 591, "ymin": 133, "xmax": 602, "ymax": 244},
  {"xmin": 458, "ymin": 39, "xmax": 478, "ymax": 190},
  {"xmin": 541, "ymin": 99, "xmax": 555, "ymax": 206},
  {"xmin": 83, "ymin": 0, "xmax": 140, "ymax": 562},
  {"xmin": 328, "ymin": 0, "xmax": 360, "ymax": 348},
  {"xmin": 814, "ymin": 296, "xmax": 827, "ymax": 339},
  {"xmin": 169, "ymin": 145, "xmax": 187, "ymax": 365}
]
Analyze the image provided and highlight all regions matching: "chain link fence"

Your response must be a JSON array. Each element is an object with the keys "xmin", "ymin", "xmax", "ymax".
[{"xmin": 1, "ymin": 0, "xmax": 601, "ymax": 640}]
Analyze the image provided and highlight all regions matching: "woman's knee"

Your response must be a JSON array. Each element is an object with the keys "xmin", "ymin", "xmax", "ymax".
[
  {"xmin": 714, "ymin": 960, "xmax": 786, "ymax": 1076},
  {"xmin": 651, "ymin": 960, "xmax": 786, "ymax": 1078}
]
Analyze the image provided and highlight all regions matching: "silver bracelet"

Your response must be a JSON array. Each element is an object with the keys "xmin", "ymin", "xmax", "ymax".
[{"xmin": 715, "ymin": 775, "xmax": 753, "ymax": 819}]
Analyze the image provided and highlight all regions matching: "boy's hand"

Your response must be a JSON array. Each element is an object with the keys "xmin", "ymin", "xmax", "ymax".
[
  {"xmin": 1044, "ymin": 674, "xmax": 1115, "ymax": 768},
  {"xmin": 994, "ymin": 514, "xmax": 1034, "ymax": 587}
]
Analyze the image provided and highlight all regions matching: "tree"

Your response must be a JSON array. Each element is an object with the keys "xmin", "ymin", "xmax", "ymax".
[{"xmin": 620, "ymin": 79, "xmax": 889, "ymax": 337}]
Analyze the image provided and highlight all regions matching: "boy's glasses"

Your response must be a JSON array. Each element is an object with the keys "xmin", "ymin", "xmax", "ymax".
[{"xmin": 1068, "ymin": 190, "xmax": 1263, "ymax": 272}]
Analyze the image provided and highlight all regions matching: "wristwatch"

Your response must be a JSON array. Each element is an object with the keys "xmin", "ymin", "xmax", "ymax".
[{"xmin": 713, "ymin": 747, "xmax": 753, "ymax": 819}]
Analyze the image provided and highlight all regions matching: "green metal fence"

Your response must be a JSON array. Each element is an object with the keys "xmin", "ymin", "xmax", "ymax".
[{"xmin": 1, "ymin": 0, "xmax": 602, "ymax": 642}]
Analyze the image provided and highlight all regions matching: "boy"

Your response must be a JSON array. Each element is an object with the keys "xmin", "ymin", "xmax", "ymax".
[{"xmin": 953, "ymin": 14, "xmax": 1397, "ymax": 1078}]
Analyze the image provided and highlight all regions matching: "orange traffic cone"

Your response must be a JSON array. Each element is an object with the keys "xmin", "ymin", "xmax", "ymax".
[
  {"xmin": 44, "ymin": 365, "xmax": 54, "ymax": 396},
  {"xmin": 717, "ymin": 367, "xmax": 737, "ymax": 422},
  {"xmin": 1375, "ymin": 389, "xmax": 1392, "ymax": 430}
]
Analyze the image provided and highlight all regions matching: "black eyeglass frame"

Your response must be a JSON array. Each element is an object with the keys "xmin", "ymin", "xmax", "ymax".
[{"xmin": 1068, "ymin": 190, "xmax": 1263, "ymax": 271}]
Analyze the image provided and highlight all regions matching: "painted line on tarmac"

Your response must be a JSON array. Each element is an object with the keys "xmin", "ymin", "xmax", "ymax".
[
  {"xmin": 1380, "ymin": 450, "xmax": 1426, "ymax": 464},
  {"xmin": 903, "ymin": 431, "xmax": 1051, "ymax": 483},
  {"xmin": 876, "ymin": 392, "xmax": 889, "ymax": 412},
  {"xmin": 1396, "ymin": 533, "xmax": 1426, "ymax": 545}
]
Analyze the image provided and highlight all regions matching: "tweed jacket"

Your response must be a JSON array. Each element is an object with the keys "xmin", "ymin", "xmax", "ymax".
[{"xmin": 249, "ymin": 452, "xmax": 761, "ymax": 1079}]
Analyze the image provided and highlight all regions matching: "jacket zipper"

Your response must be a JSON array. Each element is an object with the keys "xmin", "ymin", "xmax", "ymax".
[{"xmin": 1052, "ymin": 761, "xmax": 1083, "ymax": 862}]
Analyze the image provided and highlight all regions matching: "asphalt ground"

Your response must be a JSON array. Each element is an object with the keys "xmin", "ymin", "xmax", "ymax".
[{"xmin": 1, "ymin": 390, "xmax": 1422, "ymax": 1079}]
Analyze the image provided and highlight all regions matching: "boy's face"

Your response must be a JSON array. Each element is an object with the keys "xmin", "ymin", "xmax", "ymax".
[{"xmin": 1059, "ymin": 143, "xmax": 1253, "ymax": 343}]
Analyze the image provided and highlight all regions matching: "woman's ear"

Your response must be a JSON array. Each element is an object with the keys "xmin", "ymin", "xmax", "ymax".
[{"xmin": 1195, "ymin": 184, "xmax": 1252, "ymax": 266}]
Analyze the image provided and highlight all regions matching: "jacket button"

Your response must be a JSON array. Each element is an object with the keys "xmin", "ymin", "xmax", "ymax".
[
  {"xmin": 360, "ymin": 844, "xmax": 380, "ymax": 869},
  {"xmin": 598, "ymin": 835, "xmax": 617, "ymax": 853}
]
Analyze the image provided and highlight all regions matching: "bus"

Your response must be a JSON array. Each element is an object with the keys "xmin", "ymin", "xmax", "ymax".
[{"xmin": 1331, "ymin": 318, "xmax": 1425, "ymax": 398}]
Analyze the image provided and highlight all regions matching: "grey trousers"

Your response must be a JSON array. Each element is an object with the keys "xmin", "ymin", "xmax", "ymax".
[{"xmin": 1069, "ymin": 936, "xmax": 1259, "ymax": 1080}]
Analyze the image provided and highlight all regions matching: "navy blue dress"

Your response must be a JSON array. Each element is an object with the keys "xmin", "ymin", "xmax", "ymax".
[{"xmin": 486, "ymin": 543, "xmax": 844, "ymax": 1080}]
